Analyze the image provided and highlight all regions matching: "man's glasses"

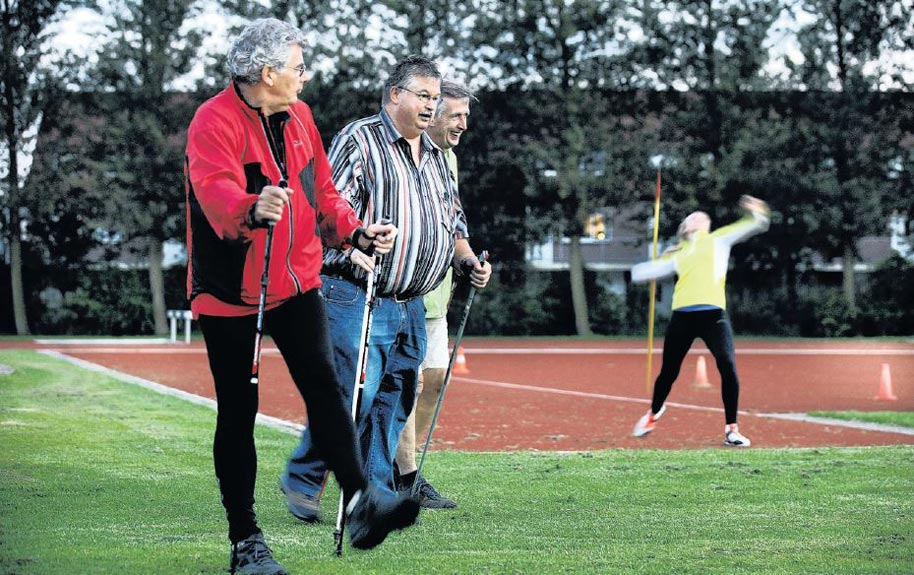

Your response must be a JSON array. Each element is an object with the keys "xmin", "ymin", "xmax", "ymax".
[
  {"xmin": 397, "ymin": 86, "xmax": 440, "ymax": 104},
  {"xmin": 279, "ymin": 63, "xmax": 307, "ymax": 78}
]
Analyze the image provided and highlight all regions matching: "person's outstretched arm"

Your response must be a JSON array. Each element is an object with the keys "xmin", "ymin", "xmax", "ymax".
[
  {"xmin": 713, "ymin": 195, "xmax": 771, "ymax": 247},
  {"xmin": 630, "ymin": 253, "xmax": 677, "ymax": 284}
]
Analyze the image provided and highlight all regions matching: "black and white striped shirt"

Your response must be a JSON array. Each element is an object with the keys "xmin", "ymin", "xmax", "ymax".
[{"xmin": 322, "ymin": 109, "xmax": 468, "ymax": 299}]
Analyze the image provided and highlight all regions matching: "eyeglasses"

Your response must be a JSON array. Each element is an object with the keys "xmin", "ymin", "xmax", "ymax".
[
  {"xmin": 278, "ymin": 63, "xmax": 307, "ymax": 78},
  {"xmin": 397, "ymin": 86, "xmax": 440, "ymax": 104}
]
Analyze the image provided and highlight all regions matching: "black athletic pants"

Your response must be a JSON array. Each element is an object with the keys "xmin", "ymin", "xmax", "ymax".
[
  {"xmin": 198, "ymin": 289, "xmax": 367, "ymax": 543},
  {"xmin": 651, "ymin": 308, "xmax": 741, "ymax": 424}
]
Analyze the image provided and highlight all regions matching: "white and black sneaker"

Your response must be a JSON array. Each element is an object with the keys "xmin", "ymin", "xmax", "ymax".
[
  {"xmin": 723, "ymin": 424, "xmax": 751, "ymax": 447},
  {"xmin": 230, "ymin": 532, "xmax": 288, "ymax": 575},
  {"xmin": 632, "ymin": 405, "xmax": 666, "ymax": 437}
]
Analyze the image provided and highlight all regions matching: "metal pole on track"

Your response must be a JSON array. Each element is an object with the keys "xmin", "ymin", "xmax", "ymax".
[{"xmin": 646, "ymin": 170, "xmax": 661, "ymax": 393}]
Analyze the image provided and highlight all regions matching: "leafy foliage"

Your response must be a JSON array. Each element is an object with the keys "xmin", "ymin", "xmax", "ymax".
[
  {"xmin": 5, "ymin": 0, "xmax": 914, "ymax": 335},
  {"xmin": 1, "ymin": 0, "xmax": 73, "ymax": 334}
]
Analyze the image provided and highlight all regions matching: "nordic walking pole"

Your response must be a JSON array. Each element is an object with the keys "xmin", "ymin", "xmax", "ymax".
[
  {"xmin": 250, "ymin": 179, "xmax": 286, "ymax": 385},
  {"xmin": 414, "ymin": 250, "xmax": 489, "ymax": 489},
  {"xmin": 333, "ymin": 220, "xmax": 389, "ymax": 557},
  {"xmin": 645, "ymin": 169, "xmax": 661, "ymax": 393}
]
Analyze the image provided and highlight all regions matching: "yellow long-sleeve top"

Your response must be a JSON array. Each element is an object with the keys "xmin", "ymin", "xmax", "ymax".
[{"xmin": 630, "ymin": 211, "xmax": 770, "ymax": 311}]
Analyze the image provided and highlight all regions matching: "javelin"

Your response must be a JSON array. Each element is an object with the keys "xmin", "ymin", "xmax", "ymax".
[{"xmin": 645, "ymin": 169, "xmax": 661, "ymax": 393}]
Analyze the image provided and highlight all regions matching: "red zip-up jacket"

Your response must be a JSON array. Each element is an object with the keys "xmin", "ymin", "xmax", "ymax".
[{"xmin": 185, "ymin": 84, "xmax": 361, "ymax": 317}]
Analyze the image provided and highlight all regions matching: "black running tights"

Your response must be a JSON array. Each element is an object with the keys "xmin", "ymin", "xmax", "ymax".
[
  {"xmin": 651, "ymin": 309, "xmax": 740, "ymax": 424},
  {"xmin": 198, "ymin": 290, "xmax": 367, "ymax": 543}
]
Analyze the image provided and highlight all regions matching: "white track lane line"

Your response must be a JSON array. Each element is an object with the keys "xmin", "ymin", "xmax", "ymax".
[
  {"xmin": 39, "ymin": 350, "xmax": 303, "ymax": 436},
  {"xmin": 455, "ymin": 376, "xmax": 732, "ymax": 414},
  {"xmin": 38, "ymin": 349, "xmax": 914, "ymax": 439},
  {"xmin": 42, "ymin": 346, "xmax": 914, "ymax": 356},
  {"xmin": 757, "ymin": 412, "xmax": 914, "ymax": 436},
  {"xmin": 465, "ymin": 348, "xmax": 914, "ymax": 356}
]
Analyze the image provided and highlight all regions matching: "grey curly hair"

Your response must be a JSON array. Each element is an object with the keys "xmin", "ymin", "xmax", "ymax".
[{"xmin": 227, "ymin": 18, "xmax": 306, "ymax": 86}]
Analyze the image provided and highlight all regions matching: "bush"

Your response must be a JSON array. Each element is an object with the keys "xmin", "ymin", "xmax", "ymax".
[
  {"xmin": 729, "ymin": 289, "xmax": 798, "ymax": 336},
  {"xmin": 32, "ymin": 270, "xmax": 153, "ymax": 335},
  {"xmin": 460, "ymin": 269, "xmax": 569, "ymax": 336},
  {"xmin": 797, "ymin": 287, "xmax": 857, "ymax": 337},
  {"xmin": 857, "ymin": 255, "xmax": 914, "ymax": 336},
  {"xmin": 589, "ymin": 290, "xmax": 628, "ymax": 335},
  {"xmin": 30, "ymin": 265, "xmax": 188, "ymax": 336}
]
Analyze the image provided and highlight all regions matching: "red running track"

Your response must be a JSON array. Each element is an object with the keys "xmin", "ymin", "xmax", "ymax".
[{"xmin": 11, "ymin": 337, "xmax": 914, "ymax": 450}]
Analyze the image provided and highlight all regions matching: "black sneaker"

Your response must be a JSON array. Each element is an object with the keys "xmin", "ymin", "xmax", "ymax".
[
  {"xmin": 279, "ymin": 476, "xmax": 321, "ymax": 523},
  {"xmin": 413, "ymin": 474, "xmax": 457, "ymax": 509},
  {"xmin": 230, "ymin": 533, "xmax": 288, "ymax": 575},
  {"xmin": 347, "ymin": 484, "xmax": 420, "ymax": 550}
]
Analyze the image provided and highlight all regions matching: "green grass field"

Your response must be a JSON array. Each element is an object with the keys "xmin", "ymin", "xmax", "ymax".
[
  {"xmin": 810, "ymin": 410, "xmax": 914, "ymax": 429},
  {"xmin": 1, "ymin": 349, "xmax": 912, "ymax": 574}
]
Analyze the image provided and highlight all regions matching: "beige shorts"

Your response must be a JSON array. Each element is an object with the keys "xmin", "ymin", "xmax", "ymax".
[{"xmin": 421, "ymin": 316, "xmax": 449, "ymax": 371}]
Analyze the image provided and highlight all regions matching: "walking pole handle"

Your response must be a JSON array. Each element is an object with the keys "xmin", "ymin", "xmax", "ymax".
[
  {"xmin": 460, "ymin": 250, "xmax": 489, "ymax": 276},
  {"xmin": 359, "ymin": 217, "xmax": 393, "ymax": 257},
  {"xmin": 249, "ymin": 179, "xmax": 287, "ymax": 385}
]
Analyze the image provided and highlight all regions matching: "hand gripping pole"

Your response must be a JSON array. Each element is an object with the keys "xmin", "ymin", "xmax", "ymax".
[
  {"xmin": 333, "ymin": 218, "xmax": 390, "ymax": 556},
  {"xmin": 250, "ymin": 179, "xmax": 286, "ymax": 385}
]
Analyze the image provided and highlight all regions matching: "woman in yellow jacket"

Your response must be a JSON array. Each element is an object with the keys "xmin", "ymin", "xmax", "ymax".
[{"xmin": 631, "ymin": 195, "xmax": 770, "ymax": 446}]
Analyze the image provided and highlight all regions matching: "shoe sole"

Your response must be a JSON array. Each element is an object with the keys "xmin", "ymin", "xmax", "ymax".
[
  {"xmin": 279, "ymin": 479, "xmax": 322, "ymax": 524},
  {"xmin": 420, "ymin": 498, "xmax": 457, "ymax": 509},
  {"xmin": 723, "ymin": 440, "xmax": 751, "ymax": 447},
  {"xmin": 350, "ymin": 498, "xmax": 421, "ymax": 550},
  {"xmin": 285, "ymin": 502, "xmax": 322, "ymax": 523}
]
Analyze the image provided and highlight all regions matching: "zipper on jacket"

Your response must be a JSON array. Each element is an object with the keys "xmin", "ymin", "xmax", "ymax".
[{"xmin": 259, "ymin": 112, "xmax": 302, "ymax": 295}]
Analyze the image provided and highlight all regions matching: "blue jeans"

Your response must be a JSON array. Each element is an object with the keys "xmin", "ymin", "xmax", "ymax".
[{"xmin": 284, "ymin": 275, "xmax": 426, "ymax": 497}]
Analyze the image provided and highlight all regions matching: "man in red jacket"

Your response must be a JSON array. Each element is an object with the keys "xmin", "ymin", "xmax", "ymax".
[{"xmin": 185, "ymin": 18, "xmax": 418, "ymax": 575}]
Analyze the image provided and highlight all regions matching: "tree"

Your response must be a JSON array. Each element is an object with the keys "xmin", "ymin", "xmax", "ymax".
[
  {"xmin": 0, "ymin": 0, "xmax": 70, "ymax": 334},
  {"xmin": 88, "ymin": 0, "xmax": 204, "ymax": 334},
  {"xmin": 17, "ymin": 92, "xmax": 104, "ymax": 331},
  {"xmin": 222, "ymin": 0, "xmax": 416, "ymax": 90},
  {"xmin": 468, "ymin": 0, "xmax": 637, "ymax": 335},
  {"xmin": 787, "ymin": 0, "xmax": 913, "ymax": 311},
  {"xmin": 626, "ymin": 1, "xmax": 782, "ymax": 219}
]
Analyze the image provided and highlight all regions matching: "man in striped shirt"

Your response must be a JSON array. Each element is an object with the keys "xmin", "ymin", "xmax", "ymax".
[
  {"xmin": 394, "ymin": 80, "xmax": 486, "ymax": 510},
  {"xmin": 282, "ymin": 56, "xmax": 490, "ymax": 521}
]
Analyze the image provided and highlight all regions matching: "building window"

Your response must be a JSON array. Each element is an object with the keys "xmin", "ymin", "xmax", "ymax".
[{"xmin": 585, "ymin": 213, "xmax": 611, "ymax": 241}]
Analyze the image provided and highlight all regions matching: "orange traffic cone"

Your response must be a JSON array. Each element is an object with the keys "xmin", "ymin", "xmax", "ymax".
[
  {"xmin": 453, "ymin": 346, "xmax": 470, "ymax": 375},
  {"xmin": 692, "ymin": 355, "xmax": 711, "ymax": 389},
  {"xmin": 875, "ymin": 363, "xmax": 897, "ymax": 401}
]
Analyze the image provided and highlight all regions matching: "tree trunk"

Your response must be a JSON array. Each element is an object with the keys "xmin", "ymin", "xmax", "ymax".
[
  {"xmin": 147, "ymin": 239, "xmax": 168, "ymax": 335},
  {"xmin": 10, "ymin": 225, "xmax": 30, "ymax": 335},
  {"xmin": 568, "ymin": 235, "xmax": 591, "ymax": 336},
  {"xmin": 841, "ymin": 243, "xmax": 856, "ymax": 313},
  {"xmin": 5, "ymin": 125, "xmax": 30, "ymax": 335},
  {"xmin": 784, "ymin": 256, "xmax": 799, "ymax": 327}
]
